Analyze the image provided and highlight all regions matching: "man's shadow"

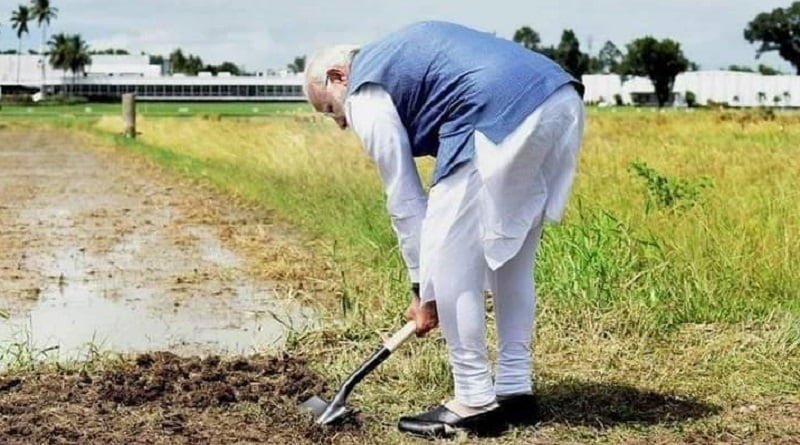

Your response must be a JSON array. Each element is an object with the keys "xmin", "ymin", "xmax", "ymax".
[{"xmin": 530, "ymin": 375, "xmax": 721, "ymax": 428}]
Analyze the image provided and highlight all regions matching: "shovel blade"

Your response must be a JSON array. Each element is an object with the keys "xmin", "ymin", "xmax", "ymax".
[
  {"xmin": 300, "ymin": 395, "xmax": 330, "ymax": 417},
  {"xmin": 300, "ymin": 395, "xmax": 357, "ymax": 425}
]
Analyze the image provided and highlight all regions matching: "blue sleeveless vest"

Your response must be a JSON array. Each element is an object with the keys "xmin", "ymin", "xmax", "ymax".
[{"xmin": 347, "ymin": 21, "xmax": 584, "ymax": 184}]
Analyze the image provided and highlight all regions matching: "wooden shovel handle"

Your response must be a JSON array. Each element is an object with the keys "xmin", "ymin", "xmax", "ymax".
[{"xmin": 384, "ymin": 321, "xmax": 417, "ymax": 352}]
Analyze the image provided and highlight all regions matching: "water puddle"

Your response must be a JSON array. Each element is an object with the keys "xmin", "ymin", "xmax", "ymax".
[
  {"xmin": 185, "ymin": 225, "xmax": 242, "ymax": 268},
  {"xmin": 0, "ymin": 133, "xmax": 317, "ymax": 367},
  {"xmin": 1, "ymin": 204, "xmax": 313, "ymax": 364},
  {"xmin": 0, "ymin": 280, "xmax": 312, "ymax": 361}
]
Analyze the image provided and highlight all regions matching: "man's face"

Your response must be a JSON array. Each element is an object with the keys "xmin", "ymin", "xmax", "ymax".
[{"xmin": 309, "ymin": 66, "xmax": 349, "ymax": 129}]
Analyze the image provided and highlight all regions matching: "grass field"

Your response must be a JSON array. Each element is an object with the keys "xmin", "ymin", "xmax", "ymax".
[
  {"xmin": 0, "ymin": 101, "xmax": 310, "ymax": 117},
  {"xmin": 5, "ymin": 108, "xmax": 799, "ymax": 443},
  {"xmin": 81, "ymin": 110, "xmax": 800, "ymax": 443}
]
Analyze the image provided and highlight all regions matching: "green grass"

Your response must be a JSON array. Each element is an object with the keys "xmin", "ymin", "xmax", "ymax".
[
  {"xmin": 14, "ymin": 110, "xmax": 800, "ymax": 443},
  {"xmin": 86, "ymin": 111, "xmax": 800, "ymax": 332},
  {"xmin": 0, "ymin": 101, "xmax": 310, "ymax": 118}
]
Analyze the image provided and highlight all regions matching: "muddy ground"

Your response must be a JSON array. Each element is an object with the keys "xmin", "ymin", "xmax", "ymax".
[
  {"xmin": 0, "ymin": 128, "xmax": 355, "ymax": 443},
  {"xmin": 0, "ymin": 352, "xmax": 365, "ymax": 444},
  {"xmin": 0, "ymin": 128, "xmax": 326, "ymax": 356}
]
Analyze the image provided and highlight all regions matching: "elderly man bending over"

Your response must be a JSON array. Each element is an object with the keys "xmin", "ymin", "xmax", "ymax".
[{"xmin": 305, "ymin": 21, "xmax": 585, "ymax": 439}]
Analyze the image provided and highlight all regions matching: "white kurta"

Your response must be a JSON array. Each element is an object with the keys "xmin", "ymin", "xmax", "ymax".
[
  {"xmin": 346, "ymin": 83, "xmax": 585, "ymax": 406},
  {"xmin": 345, "ymin": 84, "xmax": 584, "ymax": 298}
]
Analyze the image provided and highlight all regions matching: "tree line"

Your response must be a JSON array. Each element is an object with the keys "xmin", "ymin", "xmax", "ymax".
[
  {"xmin": 512, "ymin": 2, "xmax": 800, "ymax": 106},
  {"xmin": 2, "ymin": 1, "xmax": 800, "ymax": 104},
  {"xmin": 166, "ymin": 48, "xmax": 244, "ymax": 76}
]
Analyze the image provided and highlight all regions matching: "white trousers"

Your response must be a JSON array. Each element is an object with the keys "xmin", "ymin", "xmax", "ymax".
[{"xmin": 419, "ymin": 86, "xmax": 585, "ymax": 406}]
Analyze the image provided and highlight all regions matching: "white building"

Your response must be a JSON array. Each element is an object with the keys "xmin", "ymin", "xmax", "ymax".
[
  {"xmin": 0, "ymin": 54, "xmax": 305, "ymax": 101},
  {"xmin": 583, "ymin": 71, "xmax": 800, "ymax": 107},
  {"xmin": 8, "ymin": 54, "xmax": 795, "ymax": 107}
]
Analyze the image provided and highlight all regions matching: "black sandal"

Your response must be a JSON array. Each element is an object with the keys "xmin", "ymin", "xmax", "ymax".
[
  {"xmin": 397, "ymin": 404, "xmax": 506, "ymax": 439},
  {"xmin": 498, "ymin": 393, "xmax": 540, "ymax": 426}
]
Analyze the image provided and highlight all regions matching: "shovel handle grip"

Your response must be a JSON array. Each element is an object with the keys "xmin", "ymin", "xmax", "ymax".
[{"xmin": 384, "ymin": 321, "xmax": 417, "ymax": 352}]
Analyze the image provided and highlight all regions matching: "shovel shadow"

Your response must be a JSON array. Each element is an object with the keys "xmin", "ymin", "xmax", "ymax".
[{"xmin": 532, "ymin": 376, "xmax": 721, "ymax": 428}]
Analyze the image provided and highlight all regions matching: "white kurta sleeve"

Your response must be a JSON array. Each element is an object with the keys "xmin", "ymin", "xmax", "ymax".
[{"xmin": 345, "ymin": 84, "xmax": 427, "ymax": 283}]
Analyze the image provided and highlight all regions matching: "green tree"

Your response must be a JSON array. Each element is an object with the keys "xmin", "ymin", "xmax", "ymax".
[
  {"xmin": 47, "ymin": 32, "xmax": 91, "ymax": 96},
  {"xmin": 758, "ymin": 64, "xmax": 782, "ymax": 75},
  {"xmin": 48, "ymin": 32, "xmax": 71, "ymax": 94},
  {"xmin": 169, "ymin": 48, "xmax": 187, "ymax": 73},
  {"xmin": 216, "ymin": 61, "xmax": 241, "ymax": 75},
  {"xmin": 67, "ymin": 34, "xmax": 90, "ymax": 94},
  {"xmin": 597, "ymin": 40, "xmax": 623, "ymax": 74},
  {"xmin": 30, "ymin": 0, "xmax": 58, "ymax": 99},
  {"xmin": 512, "ymin": 26, "xmax": 541, "ymax": 51},
  {"xmin": 186, "ymin": 54, "xmax": 203, "ymax": 74},
  {"xmin": 10, "ymin": 4, "xmax": 31, "ymax": 83},
  {"xmin": 287, "ymin": 55, "xmax": 306, "ymax": 74},
  {"xmin": 553, "ymin": 30, "xmax": 590, "ymax": 79},
  {"xmin": 620, "ymin": 36, "xmax": 690, "ymax": 107},
  {"xmin": 744, "ymin": 2, "xmax": 800, "ymax": 74},
  {"xmin": 728, "ymin": 64, "xmax": 755, "ymax": 72},
  {"xmin": 513, "ymin": 27, "xmax": 589, "ymax": 78},
  {"xmin": 169, "ymin": 48, "xmax": 204, "ymax": 75},
  {"xmin": 203, "ymin": 61, "xmax": 241, "ymax": 75},
  {"xmin": 685, "ymin": 91, "xmax": 697, "ymax": 108},
  {"xmin": 90, "ymin": 48, "xmax": 129, "ymax": 55}
]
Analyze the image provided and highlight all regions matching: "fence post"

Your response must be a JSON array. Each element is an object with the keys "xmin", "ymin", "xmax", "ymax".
[{"xmin": 122, "ymin": 94, "xmax": 136, "ymax": 138}]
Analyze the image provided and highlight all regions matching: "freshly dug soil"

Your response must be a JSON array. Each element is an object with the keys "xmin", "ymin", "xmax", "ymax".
[{"xmin": 0, "ymin": 352, "xmax": 364, "ymax": 444}]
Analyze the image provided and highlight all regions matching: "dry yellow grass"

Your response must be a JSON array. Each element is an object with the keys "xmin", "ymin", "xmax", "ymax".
[{"xmin": 91, "ymin": 109, "xmax": 800, "ymax": 443}]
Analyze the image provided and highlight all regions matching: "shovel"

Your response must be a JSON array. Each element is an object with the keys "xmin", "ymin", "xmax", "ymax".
[{"xmin": 301, "ymin": 320, "xmax": 417, "ymax": 425}]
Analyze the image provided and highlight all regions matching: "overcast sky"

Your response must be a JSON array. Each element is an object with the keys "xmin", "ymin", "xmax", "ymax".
[{"xmin": 0, "ymin": 0, "xmax": 794, "ymax": 72}]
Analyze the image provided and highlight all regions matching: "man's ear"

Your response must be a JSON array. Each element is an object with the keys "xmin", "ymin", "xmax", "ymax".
[{"xmin": 326, "ymin": 68, "xmax": 348, "ymax": 85}]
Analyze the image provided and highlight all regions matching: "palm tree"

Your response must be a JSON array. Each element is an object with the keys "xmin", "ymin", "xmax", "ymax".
[
  {"xmin": 47, "ymin": 32, "xmax": 90, "ymax": 97},
  {"xmin": 30, "ymin": 0, "xmax": 58, "ymax": 99},
  {"xmin": 10, "ymin": 4, "xmax": 31, "ymax": 84},
  {"xmin": 47, "ymin": 32, "xmax": 69, "ymax": 94},
  {"xmin": 67, "ymin": 34, "xmax": 91, "ymax": 91}
]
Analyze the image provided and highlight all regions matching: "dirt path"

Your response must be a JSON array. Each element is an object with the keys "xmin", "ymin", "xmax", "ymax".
[{"xmin": 0, "ymin": 128, "xmax": 312, "ymax": 358}]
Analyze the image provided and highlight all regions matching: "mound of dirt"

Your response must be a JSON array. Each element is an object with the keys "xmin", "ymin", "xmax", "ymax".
[{"xmin": 0, "ymin": 352, "xmax": 363, "ymax": 444}]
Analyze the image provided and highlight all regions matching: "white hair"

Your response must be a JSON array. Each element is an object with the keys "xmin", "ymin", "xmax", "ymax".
[{"xmin": 305, "ymin": 45, "xmax": 360, "ymax": 93}]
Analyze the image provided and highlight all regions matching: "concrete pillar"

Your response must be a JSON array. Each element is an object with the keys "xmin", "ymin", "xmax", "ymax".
[{"xmin": 122, "ymin": 94, "xmax": 136, "ymax": 138}]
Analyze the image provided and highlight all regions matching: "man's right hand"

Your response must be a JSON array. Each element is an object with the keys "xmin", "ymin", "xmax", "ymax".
[{"xmin": 406, "ymin": 294, "xmax": 439, "ymax": 337}]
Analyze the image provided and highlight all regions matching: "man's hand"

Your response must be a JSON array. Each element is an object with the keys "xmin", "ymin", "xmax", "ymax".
[{"xmin": 406, "ymin": 294, "xmax": 439, "ymax": 337}]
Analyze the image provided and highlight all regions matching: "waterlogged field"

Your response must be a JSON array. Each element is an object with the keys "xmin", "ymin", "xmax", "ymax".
[
  {"xmin": 89, "ymin": 110, "xmax": 800, "ymax": 443},
  {"xmin": 1, "ymin": 109, "xmax": 797, "ymax": 443}
]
